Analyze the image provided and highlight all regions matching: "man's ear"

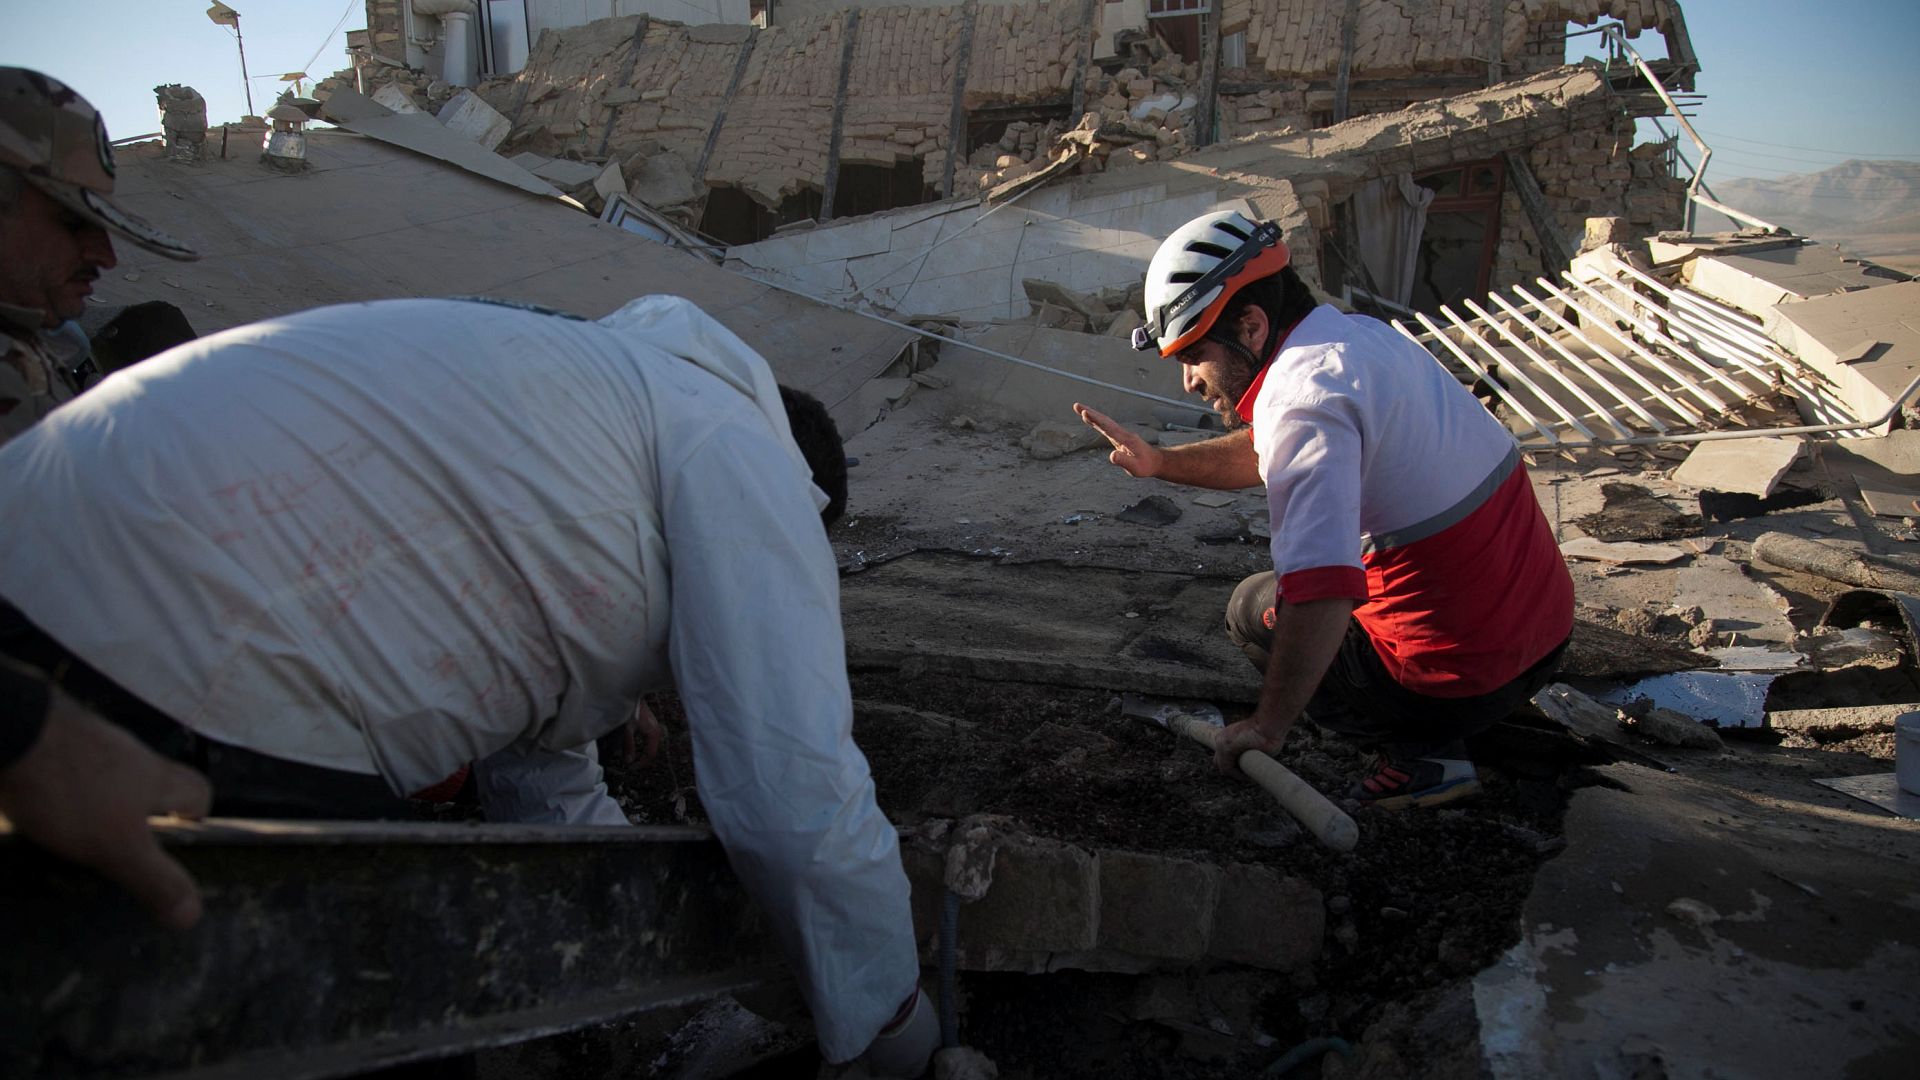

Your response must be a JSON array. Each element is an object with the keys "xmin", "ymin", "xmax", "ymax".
[{"xmin": 1235, "ymin": 304, "xmax": 1269, "ymax": 355}]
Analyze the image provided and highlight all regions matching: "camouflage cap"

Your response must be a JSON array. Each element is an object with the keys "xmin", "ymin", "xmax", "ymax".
[{"xmin": 0, "ymin": 67, "xmax": 198, "ymax": 261}]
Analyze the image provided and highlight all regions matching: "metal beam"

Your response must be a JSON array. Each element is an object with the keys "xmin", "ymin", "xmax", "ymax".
[
  {"xmin": 2, "ymin": 821, "xmax": 782, "ymax": 1079},
  {"xmin": 1333, "ymin": 0, "xmax": 1359, "ymax": 122},
  {"xmin": 693, "ymin": 29, "xmax": 759, "ymax": 185},
  {"xmin": 595, "ymin": 16, "xmax": 651, "ymax": 160},
  {"xmin": 819, "ymin": 9, "xmax": 862, "ymax": 222},
  {"xmin": 941, "ymin": 1, "xmax": 979, "ymax": 199},
  {"xmin": 1194, "ymin": 7, "xmax": 1222, "ymax": 145}
]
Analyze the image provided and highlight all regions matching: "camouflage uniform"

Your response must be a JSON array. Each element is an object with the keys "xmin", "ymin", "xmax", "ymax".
[{"xmin": 0, "ymin": 67, "xmax": 197, "ymax": 445}]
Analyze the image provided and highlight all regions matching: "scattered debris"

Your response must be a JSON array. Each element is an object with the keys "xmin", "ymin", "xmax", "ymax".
[
  {"xmin": 1573, "ymin": 483, "xmax": 1702, "ymax": 542},
  {"xmin": 1559, "ymin": 538, "xmax": 1688, "ymax": 565},
  {"xmin": 1115, "ymin": 495, "xmax": 1182, "ymax": 526},
  {"xmin": 1619, "ymin": 704, "xmax": 1724, "ymax": 750},
  {"xmin": 1019, "ymin": 420, "xmax": 1104, "ymax": 460}
]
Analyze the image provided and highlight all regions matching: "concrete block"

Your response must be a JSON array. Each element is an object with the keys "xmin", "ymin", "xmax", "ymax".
[
  {"xmin": 437, "ymin": 89, "xmax": 511, "ymax": 151},
  {"xmin": 959, "ymin": 837, "xmax": 1098, "ymax": 955},
  {"xmin": 1208, "ymin": 864, "xmax": 1323, "ymax": 971},
  {"xmin": 1096, "ymin": 850, "xmax": 1218, "ymax": 962},
  {"xmin": 1021, "ymin": 278, "xmax": 1107, "ymax": 319},
  {"xmin": 1670, "ymin": 437, "xmax": 1805, "ymax": 497},
  {"xmin": 371, "ymin": 82, "xmax": 423, "ymax": 114},
  {"xmin": 529, "ymin": 157, "xmax": 605, "ymax": 189}
]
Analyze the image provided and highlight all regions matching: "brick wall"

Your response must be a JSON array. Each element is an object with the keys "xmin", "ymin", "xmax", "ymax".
[
  {"xmin": 840, "ymin": 6, "xmax": 967, "ymax": 189},
  {"xmin": 366, "ymin": 0, "xmax": 405, "ymax": 65},
  {"xmin": 1218, "ymin": 0, "xmax": 1678, "ymax": 80},
  {"xmin": 704, "ymin": 14, "xmax": 846, "ymax": 206},
  {"xmin": 1493, "ymin": 115, "xmax": 1688, "ymax": 288}
]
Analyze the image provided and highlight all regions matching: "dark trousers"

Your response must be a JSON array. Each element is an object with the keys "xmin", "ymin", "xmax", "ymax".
[
  {"xmin": 0, "ymin": 602, "xmax": 414, "ymax": 820},
  {"xmin": 1225, "ymin": 571, "xmax": 1566, "ymax": 759}
]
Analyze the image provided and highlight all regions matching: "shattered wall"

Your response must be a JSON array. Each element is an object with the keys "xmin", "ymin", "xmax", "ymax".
[
  {"xmin": 345, "ymin": 0, "xmax": 1691, "ymax": 292},
  {"xmin": 1216, "ymin": 0, "xmax": 1680, "ymax": 80},
  {"xmin": 839, "ymin": 6, "xmax": 967, "ymax": 192}
]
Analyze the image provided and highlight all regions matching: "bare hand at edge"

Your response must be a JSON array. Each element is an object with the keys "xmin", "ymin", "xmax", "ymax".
[
  {"xmin": 1073, "ymin": 402, "xmax": 1163, "ymax": 479},
  {"xmin": 1211, "ymin": 717, "xmax": 1287, "ymax": 777},
  {"xmin": 0, "ymin": 689, "xmax": 212, "ymax": 929}
]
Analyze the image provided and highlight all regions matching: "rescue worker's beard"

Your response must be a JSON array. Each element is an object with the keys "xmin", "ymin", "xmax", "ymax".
[{"xmin": 1196, "ymin": 354, "xmax": 1260, "ymax": 429}]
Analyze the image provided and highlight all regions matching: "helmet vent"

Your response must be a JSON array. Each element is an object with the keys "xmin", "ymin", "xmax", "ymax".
[
  {"xmin": 1210, "ymin": 220, "xmax": 1251, "ymax": 242},
  {"xmin": 1188, "ymin": 241, "xmax": 1235, "ymax": 259},
  {"xmin": 1168, "ymin": 271, "xmax": 1205, "ymax": 284}
]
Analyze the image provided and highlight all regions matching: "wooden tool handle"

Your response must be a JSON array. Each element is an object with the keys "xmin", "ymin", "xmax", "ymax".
[{"xmin": 1173, "ymin": 716, "xmax": 1360, "ymax": 853}]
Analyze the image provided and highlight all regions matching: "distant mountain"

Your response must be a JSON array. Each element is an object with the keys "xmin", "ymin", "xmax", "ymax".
[{"xmin": 1692, "ymin": 159, "xmax": 1920, "ymax": 272}]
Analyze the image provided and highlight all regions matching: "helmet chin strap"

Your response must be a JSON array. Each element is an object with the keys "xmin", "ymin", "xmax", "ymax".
[{"xmin": 1205, "ymin": 327, "xmax": 1261, "ymax": 372}]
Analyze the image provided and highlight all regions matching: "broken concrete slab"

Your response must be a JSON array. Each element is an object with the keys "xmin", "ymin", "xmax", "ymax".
[
  {"xmin": 1021, "ymin": 279, "xmax": 1107, "ymax": 321},
  {"xmin": 1476, "ymin": 762, "xmax": 1920, "ymax": 1079},
  {"xmin": 1764, "ymin": 280, "xmax": 1920, "ymax": 424},
  {"xmin": 1681, "ymin": 244, "xmax": 1907, "ymax": 313},
  {"xmin": 625, "ymin": 151, "xmax": 701, "ymax": 208},
  {"xmin": 1558, "ymin": 537, "xmax": 1687, "ymax": 565},
  {"xmin": 525, "ymin": 156, "xmax": 605, "ymax": 189},
  {"xmin": 1670, "ymin": 554, "xmax": 1796, "ymax": 646},
  {"xmin": 436, "ymin": 88, "xmax": 510, "ymax": 151},
  {"xmin": 1810, "ymin": 773, "xmax": 1920, "ymax": 819},
  {"xmin": 1670, "ymin": 437, "xmax": 1804, "ymax": 497},
  {"xmin": 320, "ymin": 88, "xmax": 563, "ymax": 199},
  {"xmin": 1853, "ymin": 473, "xmax": 1920, "ymax": 518},
  {"xmin": 591, "ymin": 160, "xmax": 625, "ymax": 206}
]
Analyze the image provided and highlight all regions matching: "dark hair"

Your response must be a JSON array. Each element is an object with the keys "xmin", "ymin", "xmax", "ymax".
[
  {"xmin": 778, "ymin": 384, "xmax": 848, "ymax": 527},
  {"xmin": 1221, "ymin": 263, "xmax": 1318, "ymax": 363}
]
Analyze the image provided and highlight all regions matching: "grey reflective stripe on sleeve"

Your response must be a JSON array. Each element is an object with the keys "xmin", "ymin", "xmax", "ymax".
[{"xmin": 1359, "ymin": 444, "xmax": 1520, "ymax": 558}]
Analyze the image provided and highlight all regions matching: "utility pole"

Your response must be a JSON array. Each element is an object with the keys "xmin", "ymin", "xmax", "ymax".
[{"xmin": 206, "ymin": 3, "xmax": 256, "ymax": 117}]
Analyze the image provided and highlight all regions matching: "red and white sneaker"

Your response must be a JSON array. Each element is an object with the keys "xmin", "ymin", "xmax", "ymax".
[{"xmin": 1351, "ymin": 755, "xmax": 1481, "ymax": 810}]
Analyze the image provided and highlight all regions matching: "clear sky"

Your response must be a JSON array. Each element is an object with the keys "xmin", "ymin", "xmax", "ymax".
[{"xmin": 3, "ymin": 0, "xmax": 1916, "ymax": 183}]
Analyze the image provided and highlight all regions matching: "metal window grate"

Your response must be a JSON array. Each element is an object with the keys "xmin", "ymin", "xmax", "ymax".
[{"xmin": 1390, "ymin": 260, "xmax": 1888, "ymax": 451}]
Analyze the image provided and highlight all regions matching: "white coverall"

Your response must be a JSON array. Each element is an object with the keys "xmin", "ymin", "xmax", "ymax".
[{"xmin": 0, "ymin": 295, "xmax": 917, "ymax": 1062}]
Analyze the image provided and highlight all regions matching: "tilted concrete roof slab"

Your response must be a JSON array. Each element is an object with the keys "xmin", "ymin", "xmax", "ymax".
[
  {"xmin": 1680, "ymin": 242, "xmax": 1910, "ymax": 315},
  {"xmin": 83, "ymin": 132, "xmax": 912, "ymax": 428}
]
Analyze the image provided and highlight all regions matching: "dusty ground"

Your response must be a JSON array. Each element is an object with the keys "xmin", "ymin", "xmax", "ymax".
[{"xmin": 508, "ymin": 390, "xmax": 1920, "ymax": 1078}]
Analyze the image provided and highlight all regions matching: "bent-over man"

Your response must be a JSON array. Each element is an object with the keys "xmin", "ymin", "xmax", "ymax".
[
  {"xmin": 1076, "ymin": 210, "xmax": 1573, "ymax": 809},
  {"xmin": 0, "ymin": 293, "xmax": 933, "ymax": 1071}
]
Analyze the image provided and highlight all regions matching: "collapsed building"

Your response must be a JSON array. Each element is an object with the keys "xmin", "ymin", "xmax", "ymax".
[
  {"xmin": 323, "ymin": 0, "xmax": 1696, "ymax": 317},
  {"xmin": 8, "ymin": 3, "xmax": 1920, "ymax": 1079}
]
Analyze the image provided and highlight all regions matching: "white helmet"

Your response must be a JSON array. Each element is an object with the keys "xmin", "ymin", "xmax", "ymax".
[{"xmin": 1134, "ymin": 210, "xmax": 1290, "ymax": 358}]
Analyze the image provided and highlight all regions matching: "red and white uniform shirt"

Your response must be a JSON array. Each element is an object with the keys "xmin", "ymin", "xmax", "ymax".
[{"xmin": 1240, "ymin": 305, "xmax": 1573, "ymax": 697}]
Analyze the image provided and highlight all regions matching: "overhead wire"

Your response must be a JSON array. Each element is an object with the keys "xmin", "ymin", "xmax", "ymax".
[{"xmin": 300, "ymin": 0, "xmax": 363, "ymax": 82}]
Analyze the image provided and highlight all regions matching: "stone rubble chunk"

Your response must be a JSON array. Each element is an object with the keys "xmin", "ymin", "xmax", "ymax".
[
  {"xmin": 1019, "ymin": 420, "xmax": 1103, "ymax": 460},
  {"xmin": 436, "ymin": 88, "xmax": 511, "ymax": 151}
]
